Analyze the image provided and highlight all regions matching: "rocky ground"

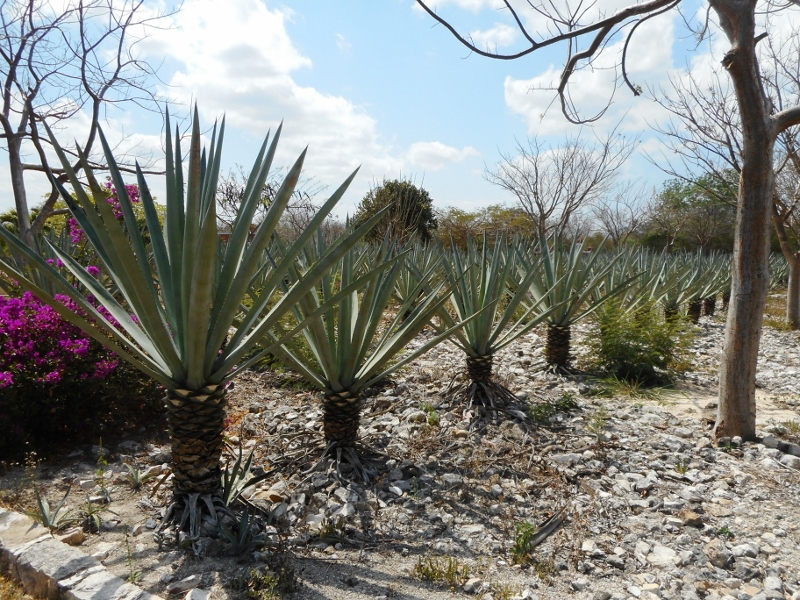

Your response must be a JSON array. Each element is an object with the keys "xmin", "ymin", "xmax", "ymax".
[{"xmin": 1, "ymin": 305, "xmax": 799, "ymax": 600}]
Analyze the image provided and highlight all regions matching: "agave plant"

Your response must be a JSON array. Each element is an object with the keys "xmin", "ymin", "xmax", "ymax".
[
  {"xmin": 685, "ymin": 252, "xmax": 730, "ymax": 323},
  {"xmin": 430, "ymin": 235, "xmax": 556, "ymax": 409},
  {"xmin": 264, "ymin": 235, "xmax": 465, "ymax": 479},
  {"xmin": 523, "ymin": 233, "xmax": 629, "ymax": 371},
  {"xmin": 0, "ymin": 110, "xmax": 383, "ymax": 534}
]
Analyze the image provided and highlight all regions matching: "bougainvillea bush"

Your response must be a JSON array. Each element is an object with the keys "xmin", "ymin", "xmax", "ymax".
[{"xmin": 0, "ymin": 291, "xmax": 162, "ymax": 459}]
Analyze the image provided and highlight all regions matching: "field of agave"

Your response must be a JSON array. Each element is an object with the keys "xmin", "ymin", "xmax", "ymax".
[{"xmin": 0, "ymin": 112, "xmax": 791, "ymax": 535}]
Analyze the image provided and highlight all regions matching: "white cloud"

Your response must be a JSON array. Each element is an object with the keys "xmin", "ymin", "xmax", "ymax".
[
  {"xmin": 407, "ymin": 141, "xmax": 480, "ymax": 170},
  {"xmin": 469, "ymin": 23, "xmax": 518, "ymax": 50},
  {"xmin": 336, "ymin": 33, "xmax": 352, "ymax": 53},
  {"xmin": 413, "ymin": 0, "xmax": 502, "ymax": 13},
  {"xmin": 140, "ymin": 0, "xmax": 404, "ymax": 211}
]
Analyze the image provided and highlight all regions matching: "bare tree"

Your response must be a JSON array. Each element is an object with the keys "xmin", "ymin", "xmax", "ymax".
[
  {"xmin": 592, "ymin": 182, "xmax": 648, "ymax": 247},
  {"xmin": 216, "ymin": 167, "xmax": 333, "ymax": 242},
  {"xmin": 651, "ymin": 34, "xmax": 800, "ymax": 326},
  {"xmin": 416, "ymin": 0, "xmax": 800, "ymax": 440},
  {"xmin": 0, "ymin": 0, "xmax": 173, "ymax": 249},
  {"xmin": 485, "ymin": 129, "xmax": 636, "ymax": 240}
]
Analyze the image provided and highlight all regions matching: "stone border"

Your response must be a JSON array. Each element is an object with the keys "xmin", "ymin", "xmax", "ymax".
[{"xmin": 0, "ymin": 509, "xmax": 163, "ymax": 600}]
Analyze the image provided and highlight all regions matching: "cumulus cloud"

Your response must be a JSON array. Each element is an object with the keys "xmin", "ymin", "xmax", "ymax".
[
  {"xmin": 407, "ymin": 141, "xmax": 480, "ymax": 171},
  {"xmin": 413, "ymin": 0, "xmax": 503, "ymax": 13},
  {"xmin": 140, "ymin": 0, "xmax": 403, "ymax": 208},
  {"xmin": 469, "ymin": 23, "xmax": 518, "ymax": 50}
]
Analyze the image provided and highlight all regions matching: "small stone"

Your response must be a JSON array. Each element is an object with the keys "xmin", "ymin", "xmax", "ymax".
[
  {"xmin": 679, "ymin": 509, "xmax": 704, "ymax": 527},
  {"xmin": 642, "ymin": 583, "xmax": 661, "ymax": 597},
  {"xmin": 167, "ymin": 574, "xmax": 202, "ymax": 594},
  {"xmin": 594, "ymin": 592, "xmax": 612, "ymax": 600},
  {"xmin": 464, "ymin": 577, "xmax": 484, "ymax": 593},
  {"xmin": 453, "ymin": 429, "xmax": 469, "ymax": 439},
  {"xmin": 56, "ymin": 527, "xmax": 85, "ymax": 546},
  {"xmin": 763, "ymin": 576, "xmax": 782, "ymax": 591},
  {"xmin": 705, "ymin": 538, "xmax": 733, "ymax": 569},
  {"xmin": 184, "ymin": 590, "xmax": 210, "ymax": 600},
  {"xmin": 779, "ymin": 454, "xmax": 800, "ymax": 470},
  {"xmin": 731, "ymin": 542, "xmax": 759, "ymax": 558},
  {"xmin": 571, "ymin": 578, "xmax": 590, "ymax": 591},
  {"xmin": 647, "ymin": 544, "xmax": 678, "ymax": 567}
]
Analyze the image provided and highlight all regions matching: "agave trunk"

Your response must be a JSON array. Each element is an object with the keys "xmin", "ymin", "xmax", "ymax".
[
  {"xmin": 165, "ymin": 385, "xmax": 227, "ymax": 497},
  {"xmin": 322, "ymin": 391, "xmax": 363, "ymax": 447},
  {"xmin": 466, "ymin": 354, "xmax": 494, "ymax": 384},
  {"xmin": 703, "ymin": 296, "xmax": 717, "ymax": 317},
  {"xmin": 664, "ymin": 306, "xmax": 680, "ymax": 322},
  {"xmin": 687, "ymin": 299, "xmax": 702, "ymax": 324},
  {"xmin": 722, "ymin": 290, "xmax": 731, "ymax": 311},
  {"xmin": 545, "ymin": 324, "xmax": 571, "ymax": 368}
]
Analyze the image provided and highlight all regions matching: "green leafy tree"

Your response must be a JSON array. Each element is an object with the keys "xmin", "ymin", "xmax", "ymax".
[{"xmin": 353, "ymin": 179, "xmax": 438, "ymax": 244}]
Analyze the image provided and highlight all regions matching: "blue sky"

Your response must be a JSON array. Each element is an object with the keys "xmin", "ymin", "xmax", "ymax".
[{"xmin": 4, "ymin": 0, "xmax": 798, "ymax": 220}]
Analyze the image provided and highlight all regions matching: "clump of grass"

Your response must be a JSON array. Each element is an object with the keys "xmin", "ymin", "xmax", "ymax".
[
  {"xmin": 0, "ymin": 574, "xmax": 35, "ymax": 600},
  {"xmin": 529, "ymin": 391, "xmax": 578, "ymax": 425},
  {"xmin": 586, "ymin": 406, "xmax": 609, "ymax": 435},
  {"xmin": 413, "ymin": 555, "xmax": 471, "ymax": 591},
  {"xmin": 589, "ymin": 374, "xmax": 671, "ymax": 404}
]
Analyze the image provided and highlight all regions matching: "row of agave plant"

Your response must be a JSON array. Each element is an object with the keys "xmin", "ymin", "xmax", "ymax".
[{"xmin": 0, "ymin": 111, "xmax": 782, "ymax": 536}]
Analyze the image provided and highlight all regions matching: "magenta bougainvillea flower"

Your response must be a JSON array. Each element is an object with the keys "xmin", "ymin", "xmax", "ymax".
[
  {"xmin": 0, "ymin": 292, "xmax": 121, "ymax": 388},
  {"xmin": 68, "ymin": 180, "xmax": 141, "ymax": 245}
]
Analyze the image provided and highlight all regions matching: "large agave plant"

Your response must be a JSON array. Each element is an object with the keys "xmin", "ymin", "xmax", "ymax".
[
  {"xmin": 264, "ymin": 235, "xmax": 465, "ymax": 480},
  {"xmin": 0, "ymin": 110, "xmax": 382, "ymax": 534},
  {"xmin": 523, "ymin": 233, "xmax": 629, "ymax": 371},
  {"xmin": 432, "ymin": 235, "xmax": 556, "ymax": 409}
]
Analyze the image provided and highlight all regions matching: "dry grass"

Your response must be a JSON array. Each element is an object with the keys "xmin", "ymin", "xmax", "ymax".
[
  {"xmin": 763, "ymin": 291, "xmax": 793, "ymax": 330},
  {"xmin": 0, "ymin": 574, "xmax": 35, "ymax": 600}
]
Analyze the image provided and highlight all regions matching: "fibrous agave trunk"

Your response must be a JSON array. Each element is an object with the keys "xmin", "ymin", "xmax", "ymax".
[
  {"xmin": 722, "ymin": 290, "xmax": 731, "ymax": 312},
  {"xmin": 165, "ymin": 385, "xmax": 227, "ymax": 497},
  {"xmin": 545, "ymin": 324, "xmax": 571, "ymax": 368},
  {"xmin": 703, "ymin": 296, "xmax": 717, "ymax": 317},
  {"xmin": 664, "ymin": 306, "xmax": 680, "ymax": 323},
  {"xmin": 466, "ymin": 354, "xmax": 494, "ymax": 384},
  {"xmin": 322, "ymin": 390, "xmax": 363, "ymax": 447},
  {"xmin": 687, "ymin": 299, "xmax": 703, "ymax": 324}
]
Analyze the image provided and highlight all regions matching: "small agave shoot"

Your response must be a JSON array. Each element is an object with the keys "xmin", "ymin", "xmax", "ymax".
[
  {"xmin": 0, "ymin": 110, "xmax": 382, "ymax": 535},
  {"xmin": 265, "ymin": 235, "xmax": 465, "ymax": 480},
  {"xmin": 431, "ymin": 236, "xmax": 556, "ymax": 412}
]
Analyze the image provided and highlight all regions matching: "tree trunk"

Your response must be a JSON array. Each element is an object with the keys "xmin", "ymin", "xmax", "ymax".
[
  {"xmin": 165, "ymin": 385, "xmax": 227, "ymax": 497},
  {"xmin": 771, "ymin": 203, "xmax": 800, "ymax": 330},
  {"xmin": 787, "ymin": 257, "xmax": 800, "ymax": 330},
  {"xmin": 545, "ymin": 324, "xmax": 571, "ymax": 368},
  {"xmin": 687, "ymin": 299, "xmax": 703, "ymax": 324},
  {"xmin": 703, "ymin": 296, "xmax": 717, "ymax": 317},
  {"xmin": 711, "ymin": 0, "xmax": 775, "ymax": 441},
  {"xmin": 322, "ymin": 390, "xmax": 362, "ymax": 447},
  {"xmin": 466, "ymin": 354, "xmax": 494, "ymax": 384},
  {"xmin": 7, "ymin": 137, "xmax": 37, "ymax": 251}
]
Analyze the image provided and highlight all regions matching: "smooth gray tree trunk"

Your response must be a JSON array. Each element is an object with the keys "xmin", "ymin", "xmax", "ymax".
[{"xmin": 711, "ymin": 0, "xmax": 774, "ymax": 441}]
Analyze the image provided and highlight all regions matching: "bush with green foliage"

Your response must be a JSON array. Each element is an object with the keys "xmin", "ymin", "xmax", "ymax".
[
  {"xmin": 353, "ymin": 178, "xmax": 437, "ymax": 243},
  {"xmin": 588, "ymin": 299, "xmax": 694, "ymax": 384}
]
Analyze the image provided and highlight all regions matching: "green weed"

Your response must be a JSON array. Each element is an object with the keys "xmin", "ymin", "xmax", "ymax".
[{"xmin": 413, "ymin": 555, "xmax": 471, "ymax": 591}]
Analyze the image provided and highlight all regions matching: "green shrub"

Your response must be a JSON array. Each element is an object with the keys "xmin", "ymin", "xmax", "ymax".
[{"xmin": 589, "ymin": 299, "xmax": 694, "ymax": 385}]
